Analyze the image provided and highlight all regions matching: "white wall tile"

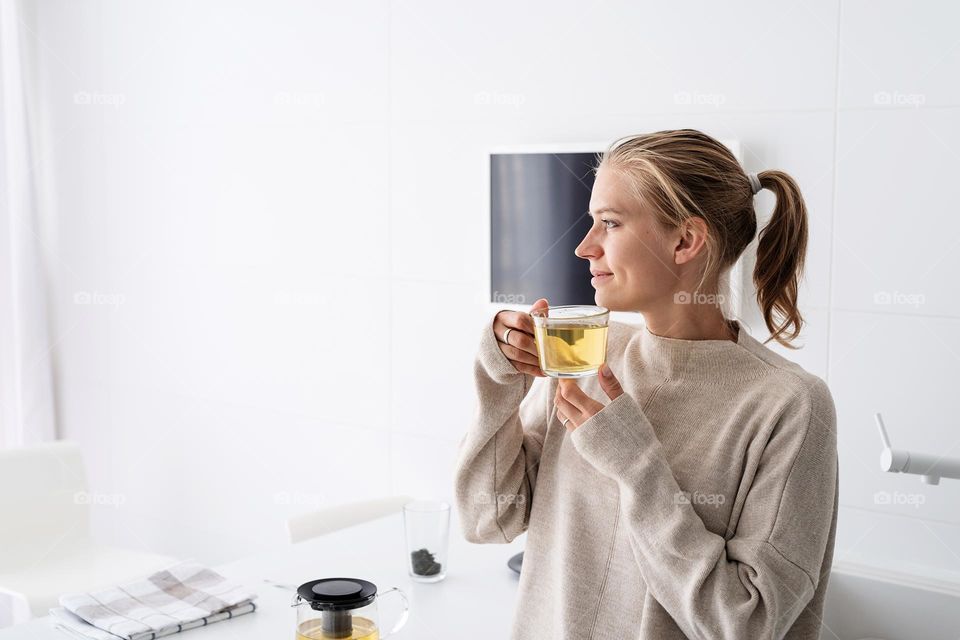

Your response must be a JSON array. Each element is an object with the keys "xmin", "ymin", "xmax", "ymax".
[
  {"xmin": 390, "ymin": 279, "xmax": 490, "ymax": 440},
  {"xmin": 390, "ymin": 0, "xmax": 839, "ymax": 122},
  {"xmin": 840, "ymin": 0, "xmax": 960, "ymax": 109},
  {"xmin": 390, "ymin": 431, "xmax": 459, "ymax": 505},
  {"xmin": 833, "ymin": 108, "xmax": 960, "ymax": 316},
  {"xmin": 98, "ymin": 0, "xmax": 389, "ymax": 126}
]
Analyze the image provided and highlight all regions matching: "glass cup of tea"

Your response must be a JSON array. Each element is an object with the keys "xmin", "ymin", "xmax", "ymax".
[{"xmin": 531, "ymin": 305, "xmax": 609, "ymax": 378}]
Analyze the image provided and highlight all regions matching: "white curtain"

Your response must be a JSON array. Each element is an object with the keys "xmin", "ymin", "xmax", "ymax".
[{"xmin": 0, "ymin": 0, "xmax": 56, "ymax": 449}]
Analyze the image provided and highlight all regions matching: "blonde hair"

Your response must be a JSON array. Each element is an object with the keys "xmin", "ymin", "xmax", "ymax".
[{"xmin": 596, "ymin": 129, "xmax": 809, "ymax": 348}]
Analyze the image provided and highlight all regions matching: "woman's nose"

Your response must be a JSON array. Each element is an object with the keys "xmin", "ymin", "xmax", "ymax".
[{"xmin": 575, "ymin": 231, "xmax": 599, "ymax": 259}]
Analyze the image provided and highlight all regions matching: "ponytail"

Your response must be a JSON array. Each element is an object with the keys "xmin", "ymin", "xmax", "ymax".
[{"xmin": 753, "ymin": 170, "xmax": 809, "ymax": 349}]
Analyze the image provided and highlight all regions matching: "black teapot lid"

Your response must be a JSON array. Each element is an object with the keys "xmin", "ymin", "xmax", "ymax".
[{"xmin": 297, "ymin": 578, "xmax": 378, "ymax": 612}]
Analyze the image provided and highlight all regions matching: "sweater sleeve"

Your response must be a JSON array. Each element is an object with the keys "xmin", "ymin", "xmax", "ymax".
[
  {"xmin": 569, "ymin": 379, "xmax": 838, "ymax": 640},
  {"xmin": 452, "ymin": 314, "xmax": 552, "ymax": 545}
]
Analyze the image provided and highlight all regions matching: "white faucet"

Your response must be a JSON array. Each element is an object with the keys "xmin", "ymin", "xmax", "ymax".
[{"xmin": 876, "ymin": 412, "xmax": 960, "ymax": 485}]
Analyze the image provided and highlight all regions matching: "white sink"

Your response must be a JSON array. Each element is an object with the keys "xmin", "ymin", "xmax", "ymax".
[{"xmin": 821, "ymin": 561, "xmax": 960, "ymax": 639}]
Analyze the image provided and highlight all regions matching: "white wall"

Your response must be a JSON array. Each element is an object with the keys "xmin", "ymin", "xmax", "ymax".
[{"xmin": 24, "ymin": 0, "xmax": 960, "ymax": 581}]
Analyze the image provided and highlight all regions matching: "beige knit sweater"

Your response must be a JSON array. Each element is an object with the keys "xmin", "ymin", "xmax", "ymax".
[{"xmin": 453, "ymin": 315, "xmax": 838, "ymax": 639}]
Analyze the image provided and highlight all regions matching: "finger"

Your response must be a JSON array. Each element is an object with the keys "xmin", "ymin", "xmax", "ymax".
[
  {"xmin": 529, "ymin": 298, "xmax": 548, "ymax": 318},
  {"xmin": 558, "ymin": 379, "xmax": 582, "ymax": 400},
  {"xmin": 519, "ymin": 297, "xmax": 548, "ymax": 334},
  {"xmin": 502, "ymin": 342, "xmax": 541, "ymax": 367},
  {"xmin": 558, "ymin": 380, "xmax": 601, "ymax": 415},
  {"xmin": 494, "ymin": 312, "xmax": 534, "ymax": 340},
  {"xmin": 514, "ymin": 361, "xmax": 546, "ymax": 377},
  {"xmin": 598, "ymin": 364, "xmax": 624, "ymax": 400},
  {"xmin": 494, "ymin": 317, "xmax": 541, "ymax": 359},
  {"xmin": 510, "ymin": 330, "xmax": 541, "ymax": 359},
  {"xmin": 554, "ymin": 390, "xmax": 583, "ymax": 421},
  {"xmin": 510, "ymin": 309, "xmax": 538, "ymax": 334}
]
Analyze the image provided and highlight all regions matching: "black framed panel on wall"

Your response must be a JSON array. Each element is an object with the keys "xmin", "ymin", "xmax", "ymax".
[{"xmin": 489, "ymin": 151, "xmax": 600, "ymax": 308}]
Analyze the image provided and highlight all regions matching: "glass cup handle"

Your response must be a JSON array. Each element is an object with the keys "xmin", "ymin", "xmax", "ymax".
[{"xmin": 378, "ymin": 587, "xmax": 410, "ymax": 639}]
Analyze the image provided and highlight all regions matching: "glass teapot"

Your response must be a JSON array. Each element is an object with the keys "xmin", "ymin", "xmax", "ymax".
[{"xmin": 292, "ymin": 577, "xmax": 409, "ymax": 640}]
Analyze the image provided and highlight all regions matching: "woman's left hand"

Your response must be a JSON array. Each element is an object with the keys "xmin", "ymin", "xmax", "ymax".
[{"xmin": 555, "ymin": 364, "xmax": 624, "ymax": 432}]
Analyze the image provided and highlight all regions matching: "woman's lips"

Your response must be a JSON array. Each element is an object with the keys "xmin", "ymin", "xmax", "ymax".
[{"xmin": 591, "ymin": 273, "xmax": 613, "ymax": 286}]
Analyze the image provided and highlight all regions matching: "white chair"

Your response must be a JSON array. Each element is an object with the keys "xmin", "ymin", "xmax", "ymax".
[
  {"xmin": 286, "ymin": 495, "xmax": 416, "ymax": 544},
  {"xmin": 0, "ymin": 441, "xmax": 174, "ymax": 628}
]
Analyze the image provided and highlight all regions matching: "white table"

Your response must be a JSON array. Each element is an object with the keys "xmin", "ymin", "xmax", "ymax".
[{"xmin": 0, "ymin": 511, "xmax": 525, "ymax": 639}]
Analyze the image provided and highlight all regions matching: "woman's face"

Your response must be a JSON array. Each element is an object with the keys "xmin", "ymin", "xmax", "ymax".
[{"xmin": 575, "ymin": 167, "xmax": 680, "ymax": 313}]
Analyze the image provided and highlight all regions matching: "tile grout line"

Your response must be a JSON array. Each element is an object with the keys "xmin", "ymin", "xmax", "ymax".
[
  {"xmin": 824, "ymin": 0, "xmax": 844, "ymax": 387},
  {"xmin": 387, "ymin": 0, "xmax": 398, "ymax": 500}
]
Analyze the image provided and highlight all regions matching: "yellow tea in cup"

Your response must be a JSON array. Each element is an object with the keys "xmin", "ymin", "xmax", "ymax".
[{"xmin": 531, "ymin": 305, "xmax": 609, "ymax": 378}]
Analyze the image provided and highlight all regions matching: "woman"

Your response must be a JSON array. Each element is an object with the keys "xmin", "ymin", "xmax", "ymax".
[{"xmin": 453, "ymin": 129, "xmax": 838, "ymax": 639}]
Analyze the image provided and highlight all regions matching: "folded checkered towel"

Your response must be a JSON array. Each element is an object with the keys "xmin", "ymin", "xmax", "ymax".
[{"xmin": 48, "ymin": 560, "xmax": 257, "ymax": 640}]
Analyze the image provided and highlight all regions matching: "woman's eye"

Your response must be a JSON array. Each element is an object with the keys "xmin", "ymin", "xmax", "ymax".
[{"xmin": 601, "ymin": 219, "xmax": 618, "ymax": 229}]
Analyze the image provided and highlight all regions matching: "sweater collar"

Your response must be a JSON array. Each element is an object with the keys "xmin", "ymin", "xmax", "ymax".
[{"xmin": 627, "ymin": 319, "xmax": 761, "ymax": 382}]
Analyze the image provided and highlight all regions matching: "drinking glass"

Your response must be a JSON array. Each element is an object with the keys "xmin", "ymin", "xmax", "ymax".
[
  {"xmin": 531, "ymin": 305, "xmax": 609, "ymax": 378},
  {"xmin": 402, "ymin": 500, "xmax": 450, "ymax": 583}
]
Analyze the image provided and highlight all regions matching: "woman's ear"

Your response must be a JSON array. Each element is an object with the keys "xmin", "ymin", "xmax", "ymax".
[{"xmin": 674, "ymin": 217, "xmax": 710, "ymax": 265}]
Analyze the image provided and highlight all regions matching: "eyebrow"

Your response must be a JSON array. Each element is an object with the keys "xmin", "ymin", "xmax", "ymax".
[{"xmin": 587, "ymin": 207, "xmax": 624, "ymax": 218}]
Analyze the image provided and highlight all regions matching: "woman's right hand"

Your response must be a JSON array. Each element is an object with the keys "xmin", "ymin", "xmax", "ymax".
[{"xmin": 492, "ymin": 298, "xmax": 549, "ymax": 378}]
